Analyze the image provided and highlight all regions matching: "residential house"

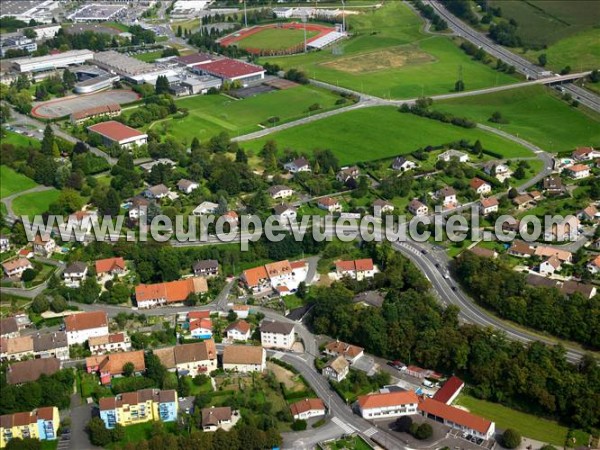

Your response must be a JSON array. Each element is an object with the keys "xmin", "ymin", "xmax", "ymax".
[
  {"xmin": 544, "ymin": 216, "xmax": 579, "ymax": 241},
  {"xmin": 539, "ymin": 256, "xmax": 561, "ymax": 276},
  {"xmin": 95, "ymin": 257, "xmax": 127, "ymax": 279},
  {"xmin": 2, "ymin": 258, "xmax": 33, "ymax": 279},
  {"xmin": 470, "ymin": 178, "xmax": 491, "ymax": 196},
  {"xmin": 6, "ymin": 358, "xmax": 60, "ymax": 385},
  {"xmin": 336, "ymin": 166, "xmax": 360, "ymax": 183},
  {"xmin": 66, "ymin": 210, "xmax": 98, "ymax": 234},
  {"xmin": 322, "ymin": 355, "xmax": 349, "ymax": 382},
  {"xmin": 572, "ymin": 146, "xmax": 599, "ymax": 161},
  {"xmin": 289, "ymin": 398, "xmax": 326, "ymax": 421},
  {"xmin": 144, "ymin": 184, "xmax": 170, "ymax": 200},
  {"xmin": 408, "ymin": 199, "xmax": 429, "ymax": 217},
  {"xmin": 264, "ymin": 260, "xmax": 294, "ymax": 291},
  {"xmin": 0, "ymin": 318, "xmax": 19, "ymax": 339},
  {"xmin": 507, "ymin": 241, "xmax": 535, "ymax": 258},
  {"xmin": 418, "ymin": 398, "xmax": 495, "ymax": 440},
  {"xmin": 273, "ymin": 203, "xmax": 297, "ymax": 222},
  {"xmin": 578, "ymin": 205, "xmax": 599, "ymax": 222},
  {"xmin": 542, "ymin": 175, "xmax": 565, "ymax": 195},
  {"xmin": 0, "ymin": 336, "xmax": 33, "ymax": 361},
  {"xmin": 357, "ymin": 391, "xmax": 419, "ymax": 420},
  {"xmin": 479, "ymin": 197, "xmax": 499, "ymax": 216},
  {"xmin": 0, "ymin": 235, "xmax": 10, "ymax": 253},
  {"xmin": 284, "ymin": 157, "xmax": 311, "ymax": 173},
  {"xmin": 232, "ymin": 305, "xmax": 250, "ymax": 319},
  {"xmin": 373, "ymin": 199, "xmax": 394, "ymax": 214},
  {"xmin": 222, "ymin": 345, "xmax": 266, "ymax": 373},
  {"xmin": 99, "ymin": 389, "xmax": 178, "ymax": 429},
  {"xmin": 438, "ymin": 150, "xmax": 469, "ymax": 163},
  {"xmin": 533, "ymin": 246, "xmax": 572, "ymax": 263},
  {"xmin": 317, "ymin": 197, "xmax": 342, "ymax": 213},
  {"xmin": 192, "ymin": 260, "xmax": 219, "ymax": 277},
  {"xmin": 587, "ymin": 255, "xmax": 600, "ymax": 275},
  {"xmin": 392, "ymin": 157, "xmax": 417, "ymax": 172},
  {"xmin": 192, "ymin": 201, "xmax": 219, "ymax": 216},
  {"xmin": 468, "ymin": 247, "xmax": 498, "ymax": 259},
  {"xmin": 268, "ymin": 185, "xmax": 294, "ymax": 200},
  {"xmin": 63, "ymin": 261, "xmax": 88, "ymax": 287},
  {"xmin": 86, "ymin": 350, "xmax": 146, "ymax": 385},
  {"xmin": 65, "ymin": 311, "xmax": 109, "ymax": 345},
  {"xmin": 560, "ymin": 280, "xmax": 597, "ymax": 299},
  {"xmin": 32, "ymin": 331, "xmax": 69, "ymax": 361},
  {"xmin": 512, "ymin": 194, "xmax": 535, "ymax": 210},
  {"xmin": 432, "ymin": 376, "xmax": 465, "ymax": 405},
  {"xmin": 260, "ymin": 320, "xmax": 295, "ymax": 350},
  {"xmin": 324, "ymin": 340, "xmax": 364, "ymax": 364},
  {"xmin": 225, "ymin": 320, "xmax": 251, "ymax": 341},
  {"xmin": 189, "ymin": 318, "xmax": 212, "ymax": 339},
  {"xmin": 175, "ymin": 341, "xmax": 217, "ymax": 376},
  {"xmin": 139, "ymin": 159, "xmax": 176, "ymax": 173},
  {"xmin": 32, "ymin": 233, "xmax": 55, "ymax": 257},
  {"xmin": 134, "ymin": 277, "xmax": 208, "ymax": 309},
  {"xmin": 565, "ymin": 164, "xmax": 590, "ymax": 179},
  {"xmin": 223, "ymin": 211, "xmax": 238, "ymax": 229},
  {"xmin": 177, "ymin": 179, "xmax": 199, "ymax": 194},
  {"xmin": 201, "ymin": 407, "xmax": 233, "ymax": 432},
  {"xmin": 0, "ymin": 407, "xmax": 59, "ymax": 448},
  {"xmin": 437, "ymin": 187, "xmax": 457, "ymax": 207},
  {"xmin": 17, "ymin": 249, "xmax": 33, "ymax": 259},
  {"xmin": 242, "ymin": 266, "xmax": 271, "ymax": 293},
  {"xmin": 88, "ymin": 333, "xmax": 132, "ymax": 355},
  {"xmin": 482, "ymin": 161, "xmax": 510, "ymax": 178},
  {"xmin": 335, "ymin": 259, "xmax": 376, "ymax": 281},
  {"xmin": 128, "ymin": 196, "xmax": 149, "ymax": 220}
]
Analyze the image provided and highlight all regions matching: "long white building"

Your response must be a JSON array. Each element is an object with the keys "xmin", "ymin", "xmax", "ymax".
[
  {"xmin": 12, "ymin": 50, "xmax": 94, "ymax": 73},
  {"xmin": 357, "ymin": 391, "xmax": 419, "ymax": 420}
]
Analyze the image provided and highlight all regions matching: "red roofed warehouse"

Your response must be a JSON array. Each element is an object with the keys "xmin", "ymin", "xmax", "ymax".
[
  {"xmin": 357, "ymin": 391, "xmax": 419, "ymax": 419},
  {"xmin": 196, "ymin": 58, "xmax": 265, "ymax": 86},
  {"xmin": 418, "ymin": 397, "xmax": 495, "ymax": 439},
  {"xmin": 87, "ymin": 121, "xmax": 148, "ymax": 149},
  {"xmin": 432, "ymin": 376, "xmax": 465, "ymax": 405}
]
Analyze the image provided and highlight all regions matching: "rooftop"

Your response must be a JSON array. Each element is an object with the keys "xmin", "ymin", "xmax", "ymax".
[
  {"xmin": 199, "ymin": 58, "xmax": 265, "ymax": 79},
  {"xmin": 88, "ymin": 121, "xmax": 146, "ymax": 143}
]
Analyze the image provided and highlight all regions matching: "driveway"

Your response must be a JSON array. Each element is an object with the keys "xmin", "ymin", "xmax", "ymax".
[{"xmin": 68, "ymin": 394, "xmax": 101, "ymax": 450}]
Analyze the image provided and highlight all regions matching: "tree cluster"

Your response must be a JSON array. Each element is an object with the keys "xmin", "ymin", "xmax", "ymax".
[
  {"xmin": 411, "ymin": 0, "xmax": 448, "ymax": 31},
  {"xmin": 399, "ymin": 99, "xmax": 476, "ymax": 129}
]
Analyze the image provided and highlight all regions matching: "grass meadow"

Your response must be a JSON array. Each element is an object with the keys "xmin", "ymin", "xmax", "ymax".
[
  {"xmin": 260, "ymin": 2, "xmax": 518, "ymax": 98},
  {"xmin": 12, "ymin": 189, "xmax": 60, "ymax": 218},
  {"xmin": 433, "ymin": 85, "xmax": 600, "ymax": 152},
  {"xmin": 236, "ymin": 28, "xmax": 319, "ymax": 51},
  {"xmin": 0, "ymin": 166, "xmax": 38, "ymax": 198},
  {"xmin": 243, "ymin": 106, "xmax": 533, "ymax": 164},
  {"xmin": 2, "ymin": 130, "xmax": 40, "ymax": 149}
]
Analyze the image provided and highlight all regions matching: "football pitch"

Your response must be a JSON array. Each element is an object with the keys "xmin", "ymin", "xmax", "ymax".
[{"xmin": 235, "ymin": 28, "xmax": 319, "ymax": 51}]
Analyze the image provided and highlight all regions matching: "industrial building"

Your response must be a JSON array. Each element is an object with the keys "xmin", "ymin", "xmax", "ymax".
[
  {"xmin": 0, "ymin": 0, "xmax": 59, "ymax": 24},
  {"xmin": 195, "ymin": 58, "xmax": 265, "ymax": 86},
  {"xmin": 68, "ymin": 4, "xmax": 127, "ymax": 22},
  {"xmin": 0, "ymin": 34, "xmax": 37, "ymax": 58},
  {"xmin": 12, "ymin": 49, "xmax": 94, "ymax": 73},
  {"xmin": 93, "ymin": 50, "xmax": 176, "ymax": 84},
  {"xmin": 88, "ymin": 121, "xmax": 148, "ymax": 149},
  {"xmin": 71, "ymin": 65, "xmax": 120, "ymax": 94}
]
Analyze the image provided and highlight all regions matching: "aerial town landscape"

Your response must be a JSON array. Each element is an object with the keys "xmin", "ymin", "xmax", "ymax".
[{"xmin": 0, "ymin": 0, "xmax": 599, "ymax": 449}]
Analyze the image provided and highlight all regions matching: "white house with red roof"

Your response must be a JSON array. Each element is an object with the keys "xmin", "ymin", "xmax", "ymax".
[
  {"xmin": 189, "ymin": 318, "xmax": 213, "ymax": 339},
  {"xmin": 357, "ymin": 391, "xmax": 419, "ymax": 419},
  {"xmin": 470, "ymin": 178, "xmax": 491, "ymax": 196},
  {"xmin": 196, "ymin": 58, "xmax": 265, "ymax": 85},
  {"xmin": 564, "ymin": 164, "xmax": 590, "ymax": 179},
  {"xmin": 87, "ymin": 121, "xmax": 148, "ymax": 149},
  {"xmin": 225, "ymin": 320, "xmax": 251, "ymax": 342},
  {"xmin": 335, "ymin": 258, "xmax": 376, "ymax": 281},
  {"xmin": 289, "ymin": 398, "xmax": 326, "ymax": 421},
  {"xmin": 432, "ymin": 376, "xmax": 464, "ymax": 405},
  {"xmin": 588, "ymin": 255, "xmax": 600, "ymax": 275},
  {"xmin": 572, "ymin": 146, "xmax": 599, "ymax": 161},
  {"xmin": 479, "ymin": 197, "xmax": 499, "ymax": 216},
  {"xmin": 317, "ymin": 197, "xmax": 342, "ymax": 213},
  {"xmin": 65, "ymin": 311, "xmax": 109, "ymax": 345}
]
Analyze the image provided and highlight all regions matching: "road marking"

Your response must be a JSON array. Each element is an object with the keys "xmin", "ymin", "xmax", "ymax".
[
  {"xmin": 272, "ymin": 351, "xmax": 284, "ymax": 360},
  {"xmin": 332, "ymin": 417, "xmax": 355, "ymax": 434},
  {"xmin": 363, "ymin": 427, "xmax": 378, "ymax": 437}
]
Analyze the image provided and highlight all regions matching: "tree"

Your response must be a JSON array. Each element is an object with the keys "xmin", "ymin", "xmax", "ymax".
[
  {"xmin": 62, "ymin": 69, "xmax": 76, "ymax": 89},
  {"xmin": 589, "ymin": 69, "xmax": 600, "ymax": 83},
  {"xmin": 454, "ymin": 80, "xmax": 465, "ymax": 92},
  {"xmin": 122, "ymin": 362, "xmax": 135, "ymax": 377},
  {"xmin": 176, "ymin": 25, "xmax": 182, "ymax": 37},
  {"xmin": 51, "ymin": 296, "xmax": 68, "ymax": 313},
  {"xmin": 97, "ymin": 188, "xmax": 121, "ymax": 217},
  {"xmin": 41, "ymin": 124, "xmax": 54, "ymax": 155},
  {"xmin": 111, "ymin": 424, "xmax": 125, "ymax": 442},
  {"xmin": 87, "ymin": 418, "xmax": 112, "ymax": 447},
  {"xmin": 291, "ymin": 420, "xmax": 307, "ymax": 431},
  {"xmin": 21, "ymin": 269, "xmax": 37, "ymax": 282},
  {"xmin": 5, "ymin": 437, "xmax": 41, "ymax": 450},
  {"xmin": 414, "ymin": 423, "xmax": 433, "ymax": 440},
  {"xmin": 155, "ymin": 75, "xmax": 170, "ymax": 95},
  {"xmin": 395, "ymin": 415, "xmax": 413, "ymax": 432},
  {"xmin": 538, "ymin": 53, "xmax": 547, "ymax": 66},
  {"xmin": 501, "ymin": 429, "xmax": 521, "ymax": 449},
  {"xmin": 560, "ymin": 65, "xmax": 571, "ymax": 75},
  {"xmin": 31, "ymin": 295, "xmax": 49, "ymax": 313}
]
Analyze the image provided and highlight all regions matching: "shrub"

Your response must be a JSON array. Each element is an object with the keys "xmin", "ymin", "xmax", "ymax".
[
  {"xmin": 395, "ymin": 415, "xmax": 413, "ymax": 432},
  {"xmin": 291, "ymin": 419, "xmax": 307, "ymax": 431},
  {"xmin": 21, "ymin": 268, "xmax": 37, "ymax": 282},
  {"xmin": 501, "ymin": 429, "xmax": 521, "ymax": 449},
  {"xmin": 414, "ymin": 423, "xmax": 433, "ymax": 440}
]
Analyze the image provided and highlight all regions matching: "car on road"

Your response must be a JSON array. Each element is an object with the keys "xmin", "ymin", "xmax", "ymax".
[
  {"xmin": 435, "ymin": 263, "xmax": 440, "ymax": 268},
  {"xmin": 451, "ymin": 286, "xmax": 457, "ymax": 292},
  {"xmin": 421, "ymin": 249, "xmax": 428, "ymax": 254},
  {"xmin": 388, "ymin": 360, "xmax": 407, "ymax": 371}
]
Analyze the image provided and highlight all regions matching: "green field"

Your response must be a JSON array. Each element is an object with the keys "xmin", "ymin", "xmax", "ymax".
[
  {"xmin": 243, "ymin": 106, "xmax": 533, "ymax": 164},
  {"xmin": 12, "ymin": 189, "xmax": 60, "ymax": 218},
  {"xmin": 0, "ymin": 166, "xmax": 38, "ymax": 198},
  {"xmin": 2, "ymin": 130, "xmax": 41, "ymax": 149},
  {"xmin": 260, "ymin": 2, "xmax": 518, "ymax": 98},
  {"xmin": 529, "ymin": 28, "xmax": 600, "ymax": 72},
  {"xmin": 456, "ymin": 394, "xmax": 589, "ymax": 446},
  {"xmin": 235, "ymin": 28, "xmax": 319, "ymax": 51},
  {"xmin": 133, "ymin": 51, "xmax": 164, "ymax": 62},
  {"xmin": 139, "ymin": 86, "xmax": 343, "ymax": 143},
  {"xmin": 433, "ymin": 85, "xmax": 600, "ymax": 152}
]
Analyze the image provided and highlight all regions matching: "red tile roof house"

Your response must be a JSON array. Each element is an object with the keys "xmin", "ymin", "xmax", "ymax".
[
  {"xmin": 469, "ymin": 178, "xmax": 491, "ymax": 196},
  {"xmin": 357, "ymin": 391, "xmax": 419, "ymax": 420},
  {"xmin": 479, "ymin": 197, "xmax": 499, "ymax": 216},
  {"xmin": 289, "ymin": 398, "xmax": 326, "ymax": 421},
  {"xmin": 87, "ymin": 121, "xmax": 148, "ymax": 149},
  {"xmin": 134, "ymin": 277, "xmax": 208, "ymax": 309},
  {"xmin": 196, "ymin": 58, "xmax": 265, "ymax": 85},
  {"xmin": 324, "ymin": 340, "xmax": 364, "ymax": 364},
  {"xmin": 64, "ymin": 311, "xmax": 109, "ymax": 345},
  {"xmin": 317, "ymin": 196, "xmax": 342, "ymax": 213},
  {"xmin": 86, "ymin": 350, "xmax": 146, "ymax": 385},
  {"xmin": 335, "ymin": 258, "xmax": 376, "ymax": 281},
  {"xmin": 225, "ymin": 320, "xmax": 251, "ymax": 342},
  {"xmin": 95, "ymin": 257, "xmax": 127, "ymax": 279},
  {"xmin": 2, "ymin": 258, "xmax": 33, "ymax": 279},
  {"xmin": 432, "ymin": 376, "xmax": 465, "ymax": 405},
  {"xmin": 418, "ymin": 397, "xmax": 495, "ymax": 440}
]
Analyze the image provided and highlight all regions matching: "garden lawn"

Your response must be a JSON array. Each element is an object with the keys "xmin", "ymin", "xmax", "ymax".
[
  {"xmin": 2, "ymin": 130, "xmax": 40, "ymax": 149},
  {"xmin": 0, "ymin": 166, "xmax": 38, "ymax": 198},
  {"xmin": 140, "ymin": 86, "xmax": 342, "ymax": 144},
  {"xmin": 455, "ymin": 394, "xmax": 589, "ymax": 446},
  {"xmin": 244, "ymin": 106, "xmax": 533, "ymax": 165},
  {"xmin": 261, "ymin": 2, "xmax": 518, "ymax": 98},
  {"xmin": 236, "ymin": 28, "xmax": 318, "ymax": 51},
  {"xmin": 433, "ymin": 85, "xmax": 600, "ymax": 152},
  {"xmin": 12, "ymin": 189, "xmax": 60, "ymax": 218}
]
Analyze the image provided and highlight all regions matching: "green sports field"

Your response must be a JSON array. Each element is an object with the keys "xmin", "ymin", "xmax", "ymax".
[
  {"xmin": 139, "ymin": 86, "xmax": 343, "ymax": 143},
  {"xmin": 0, "ymin": 166, "xmax": 38, "ymax": 198},
  {"xmin": 235, "ymin": 28, "xmax": 319, "ymax": 51},
  {"xmin": 433, "ymin": 85, "xmax": 600, "ymax": 152},
  {"xmin": 12, "ymin": 189, "xmax": 60, "ymax": 218},
  {"xmin": 242, "ymin": 106, "xmax": 533, "ymax": 165},
  {"xmin": 260, "ymin": 2, "xmax": 518, "ymax": 99}
]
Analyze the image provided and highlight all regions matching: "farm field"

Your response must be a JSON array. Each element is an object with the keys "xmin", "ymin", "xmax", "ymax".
[
  {"xmin": 12, "ymin": 189, "xmax": 60, "ymax": 218},
  {"xmin": 261, "ymin": 2, "xmax": 518, "ymax": 98},
  {"xmin": 243, "ymin": 106, "xmax": 533, "ymax": 165},
  {"xmin": 235, "ymin": 28, "xmax": 319, "ymax": 51},
  {"xmin": 138, "ymin": 86, "xmax": 344, "ymax": 144},
  {"xmin": 0, "ymin": 166, "xmax": 38, "ymax": 198},
  {"xmin": 433, "ymin": 85, "xmax": 600, "ymax": 152},
  {"xmin": 456, "ymin": 394, "xmax": 589, "ymax": 447},
  {"xmin": 528, "ymin": 28, "xmax": 600, "ymax": 72}
]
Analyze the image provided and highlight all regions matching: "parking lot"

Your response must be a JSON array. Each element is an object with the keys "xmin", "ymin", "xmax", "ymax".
[{"xmin": 31, "ymin": 90, "xmax": 140, "ymax": 119}]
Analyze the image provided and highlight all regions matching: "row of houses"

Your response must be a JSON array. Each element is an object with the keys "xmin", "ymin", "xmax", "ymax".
[
  {"xmin": 0, "ymin": 407, "xmax": 59, "ymax": 448},
  {"xmin": 241, "ymin": 260, "xmax": 308, "ymax": 296}
]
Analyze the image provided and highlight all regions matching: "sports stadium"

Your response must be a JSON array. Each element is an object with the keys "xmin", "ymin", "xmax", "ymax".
[{"xmin": 218, "ymin": 22, "xmax": 346, "ymax": 56}]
